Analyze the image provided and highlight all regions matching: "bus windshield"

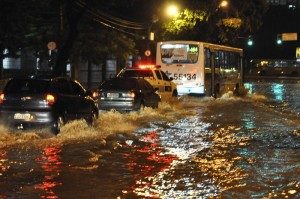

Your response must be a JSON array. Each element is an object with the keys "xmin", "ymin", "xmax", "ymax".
[{"xmin": 160, "ymin": 44, "xmax": 199, "ymax": 64}]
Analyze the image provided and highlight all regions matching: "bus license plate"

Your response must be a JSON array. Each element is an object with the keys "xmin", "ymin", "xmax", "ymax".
[{"xmin": 14, "ymin": 113, "xmax": 32, "ymax": 121}]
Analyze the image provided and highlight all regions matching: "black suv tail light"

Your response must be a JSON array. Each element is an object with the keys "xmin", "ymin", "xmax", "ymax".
[
  {"xmin": 45, "ymin": 94, "xmax": 56, "ymax": 106},
  {"xmin": 0, "ymin": 93, "xmax": 5, "ymax": 104}
]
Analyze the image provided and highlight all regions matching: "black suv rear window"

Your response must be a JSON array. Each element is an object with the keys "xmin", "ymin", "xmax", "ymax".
[
  {"xmin": 100, "ymin": 79, "xmax": 138, "ymax": 90},
  {"xmin": 4, "ymin": 79, "xmax": 50, "ymax": 94}
]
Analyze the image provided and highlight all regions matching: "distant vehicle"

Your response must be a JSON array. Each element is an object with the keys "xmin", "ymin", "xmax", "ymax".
[
  {"xmin": 247, "ymin": 59, "xmax": 300, "ymax": 77},
  {"xmin": 117, "ymin": 65, "xmax": 178, "ymax": 99},
  {"xmin": 0, "ymin": 76, "xmax": 98, "ymax": 134},
  {"xmin": 156, "ymin": 40, "xmax": 244, "ymax": 97},
  {"xmin": 96, "ymin": 77, "xmax": 161, "ymax": 111}
]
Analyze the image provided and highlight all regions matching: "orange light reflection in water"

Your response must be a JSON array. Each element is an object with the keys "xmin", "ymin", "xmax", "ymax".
[
  {"xmin": 122, "ymin": 131, "xmax": 178, "ymax": 198},
  {"xmin": 193, "ymin": 126, "xmax": 250, "ymax": 192},
  {"xmin": 0, "ymin": 150, "xmax": 9, "ymax": 174},
  {"xmin": 34, "ymin": 145, "xmax": 62, "ymax": 199},
  {"xmin": 0, "ymin": 150, "xmax": 9, "ymax": 198}
]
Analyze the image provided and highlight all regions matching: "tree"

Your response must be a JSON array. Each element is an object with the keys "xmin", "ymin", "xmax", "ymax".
[
  {"xmin": 154, "ymin": 0, "xmax": 269, "ymax": 47},
  {"xmin": 0, "ymin": 0, "xmax": 33, "ymax": 78},
  {"xmin": 0, "ymin": 0, "xmax": 143, "ymax": 78}
]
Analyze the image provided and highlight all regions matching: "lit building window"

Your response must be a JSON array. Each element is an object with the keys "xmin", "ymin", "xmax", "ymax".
[{"xmin": 2, "ymin": 49, "xmax": 21, "ymax": 69}]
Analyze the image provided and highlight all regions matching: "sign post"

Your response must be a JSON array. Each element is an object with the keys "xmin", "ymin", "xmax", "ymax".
[
  {"xmin": 47, "ymin": 41, "xmax": 57, "ymax": 69},
  {"xmin": 47, "ymin": 41, "xmax": 56, "ymax": 51}
]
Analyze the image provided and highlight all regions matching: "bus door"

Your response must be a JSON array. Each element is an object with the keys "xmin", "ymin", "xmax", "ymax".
[{"xmin": 204, "ymin": 48, "xmax": 220, "ymax": 97}]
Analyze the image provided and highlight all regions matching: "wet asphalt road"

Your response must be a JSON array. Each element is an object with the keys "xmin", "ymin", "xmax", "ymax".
[{"xmin": 0, "ymin": 78, "xmax": 299, "ymax": 199}]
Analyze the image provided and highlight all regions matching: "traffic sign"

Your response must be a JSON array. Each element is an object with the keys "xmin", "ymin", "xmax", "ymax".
[{"xmin": 145, "ymin": 50, "xmax": 151, "ymax": 57}]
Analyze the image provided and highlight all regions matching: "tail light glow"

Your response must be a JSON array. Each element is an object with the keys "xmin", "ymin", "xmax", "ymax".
[
  {"xmin": 45, "ymin": 94, "xmax": 56, "ymax": 105},
  {"xmin": 138, "ymin": 64, "xmax": 159, "ymax": 69},
  {"xmin": 0, "ymin": 93, "xmax": 5, "ymax": 104}
]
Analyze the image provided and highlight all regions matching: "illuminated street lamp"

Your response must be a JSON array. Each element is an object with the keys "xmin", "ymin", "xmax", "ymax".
[
  {"xmin": 166, "ymin": 4, "xmax": 179, "ymax": 17},
  {"xmin": 219, "ymin": 0, "xmax": 229, "ymax": 8}
]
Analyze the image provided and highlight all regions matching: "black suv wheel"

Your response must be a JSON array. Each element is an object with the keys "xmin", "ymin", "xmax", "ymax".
[{"xmin": 51, "ymin": 116, "xmax": 64, "ymax": 135}]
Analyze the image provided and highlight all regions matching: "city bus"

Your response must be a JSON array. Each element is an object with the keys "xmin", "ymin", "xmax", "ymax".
[{"xmin": 156, "ymin": 41, "xmax": 243, "ymax": 97}]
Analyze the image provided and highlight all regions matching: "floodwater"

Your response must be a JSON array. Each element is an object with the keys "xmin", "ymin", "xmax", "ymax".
[{"xmin": 0, "ymin": 79, "xmax": 299, "ymax": 199}]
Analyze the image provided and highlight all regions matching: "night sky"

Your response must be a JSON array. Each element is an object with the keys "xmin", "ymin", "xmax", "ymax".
[{"xmin": 246, "ymin": 5, "xmax": 300, "ymax": 59}]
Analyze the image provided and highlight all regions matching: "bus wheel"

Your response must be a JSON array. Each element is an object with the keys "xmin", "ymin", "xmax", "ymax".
[
  {"xmin": 139, "ymin": 101, "xmax": 145, "ymax": 111},
  {"xmin": 172, "ymin": 90, "xmax": 178, "ymax": 97},
  {"xmin": 214, "ymin": 84, "xmax": 220, "ymax": 97},
  {"xmin": 51, "ymin": 116, "xmax": 64, "ymax": 135},
  {"xmin": 234, "ymin": 83, "xmax": 240, "ymax": 96}
]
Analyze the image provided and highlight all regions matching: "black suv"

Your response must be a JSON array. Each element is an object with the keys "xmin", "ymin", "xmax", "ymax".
[{"xmin": 0, "ymin": 77, "xmax": 98, "ymax": 134}]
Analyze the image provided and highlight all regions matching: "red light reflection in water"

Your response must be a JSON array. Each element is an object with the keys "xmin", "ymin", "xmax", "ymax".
[
  {"xmin": 123, "ymin": 131, "xmax": 178, "ymax": 198},
  {"xmin": 34, "ymin": 145, "xmax": 62, "ymax": 199}
]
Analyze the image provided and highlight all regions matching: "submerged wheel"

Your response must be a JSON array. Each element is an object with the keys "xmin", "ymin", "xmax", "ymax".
[
  {"xmin": 51, "ymin": 116, "xmax": 64, "ymax": 135},
  {"xmin": 86, "ymin": 110, "xmax": 98, "ymax": 126},
  {"xmin": 139, "ymin": 102, "xmax": 145, "ymax": 111},
  {"xmin": 214, "ymin": 84, "xmax": 220, "ymax": 97},
  {"xmin": 234, "ymin": 83, "xmax": 240, "ymax": 96},
  {"xmin": 153, "ymin": 100, "xmax": 159, "ymax": 109},
  {"xmin": 172, "ymin": 90, "xmax": 178, "ymax": 97}
]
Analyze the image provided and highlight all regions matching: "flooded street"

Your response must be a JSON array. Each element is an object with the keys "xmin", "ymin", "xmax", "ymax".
[{"xmin": 0, "ymin": 79, "xmax": 299, "ymax": 199}]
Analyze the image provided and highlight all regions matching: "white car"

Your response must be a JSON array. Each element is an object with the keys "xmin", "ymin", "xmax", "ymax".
[{"xmin": 117, "ymin": 65, "xmax": 178, "ymax": 100}]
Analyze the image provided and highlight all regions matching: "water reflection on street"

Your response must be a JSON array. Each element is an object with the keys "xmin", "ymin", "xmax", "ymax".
[
  {"xmin": 0, "ymin": 79, "xmax": 299, "ymax": 198},
  {"xmin": 35, "ymin": 145, "xmax": 62, "ymax": 199}
]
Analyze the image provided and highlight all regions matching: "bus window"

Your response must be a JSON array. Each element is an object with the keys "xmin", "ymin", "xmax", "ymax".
[
  {"xmin": 160, "ymin": 44, "xmax": 199, "ymax": 64},
  {"xmin": 204, "ymin": 48, "xmax": 211, "ymax": 68},
  {"xmin": 214, "ymin": 51, "xmax": 220, "ymax": 68}
]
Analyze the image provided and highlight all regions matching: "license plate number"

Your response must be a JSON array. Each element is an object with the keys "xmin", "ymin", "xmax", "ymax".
[
  {"xmin": 107, "ymin": 93, "xmax": 119, "ymax": 98},
  {"xmin": 14, "ymin": 113, "xmax": 32, "ymax": 121}
]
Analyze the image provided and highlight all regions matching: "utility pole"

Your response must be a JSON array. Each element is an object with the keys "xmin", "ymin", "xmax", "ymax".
[{"xmin": 60, "ymin": 3, "xmax": 64, "ymax": 32}]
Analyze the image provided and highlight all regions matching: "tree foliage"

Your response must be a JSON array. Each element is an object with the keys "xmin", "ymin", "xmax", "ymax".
[
  {"xmin": 0, "ymin": 0, "xmax": 30, "ymax": 55},
  {"xmin": 156, "ymin": 0, "xmax": 269, "ymax": 47},
  {"xmin": 163, "ymin": 9, "xmax": 206, "ymax": 34},
  {"xmin": 0, "ymin": 0, "xmax": 139, "ymax": 77}
]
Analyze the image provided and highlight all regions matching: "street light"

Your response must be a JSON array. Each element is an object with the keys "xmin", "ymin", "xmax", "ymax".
[
  {"xmin": 166, "ymin": 4, "xmax": 179, "ymax": 17},
  {"xmin": 219, "ymin": 0, "xmax": 229, "ymax": 8}
]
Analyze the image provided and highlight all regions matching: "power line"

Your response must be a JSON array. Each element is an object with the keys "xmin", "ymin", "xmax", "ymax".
[
  {"xmin": 75, "ymin": 0, "xmax": 147, "ymax": 30},
  {"xmin": 92, "ymin": 17, "xmax": 144, "ymax": 38}
]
